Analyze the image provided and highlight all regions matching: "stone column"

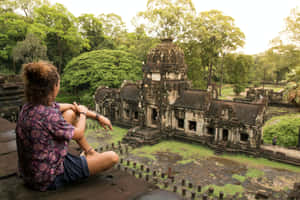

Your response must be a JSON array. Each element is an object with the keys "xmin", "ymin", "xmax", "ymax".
[
  {"xmin": 216, "ymin": 128, "xmax": 220, "ymax": 143},
  {"xmin": 230, "ymin": 129, "xmax": 235, "ymax": 143}
]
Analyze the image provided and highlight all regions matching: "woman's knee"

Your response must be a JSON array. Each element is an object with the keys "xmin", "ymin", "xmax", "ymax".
[
  {"xmin": 107, "ymin": 151, "xmax": 119, "ymax": 164},
  {"xmin": 62, "ymin": 109, "xmax": 77, "ymax": 125}
]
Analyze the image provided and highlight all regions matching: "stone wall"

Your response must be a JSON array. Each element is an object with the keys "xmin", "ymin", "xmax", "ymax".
[
  {"xmin": 246, "ymin": 88, "xmax": 285, "ymax": 104},
  {"xmin": 0, "ymin": 75, "xmax": 24, "ymax": 121}
]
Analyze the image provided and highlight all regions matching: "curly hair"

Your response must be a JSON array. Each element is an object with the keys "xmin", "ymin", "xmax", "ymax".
[{"xmin": 22, "ymin": 61, "xmax": 60, "ymax": 106}]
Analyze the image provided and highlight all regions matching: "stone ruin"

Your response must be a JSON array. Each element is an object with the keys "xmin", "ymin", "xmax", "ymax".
[
  {"xmin": 245, "ymin": 87, "xmax": 285, "ymax": 106},
  {"xmin": 94, "ymin": 39, "xmax": 266, "ymax": 154},
  {"xmin": 0, "ymin": 74, "xmax": 24, "ymax": 121}
]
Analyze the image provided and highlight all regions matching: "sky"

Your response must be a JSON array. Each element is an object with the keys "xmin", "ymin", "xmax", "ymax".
[{"xmin": 50, "ymin": 0, "xmax": 300, "ymax": 55}]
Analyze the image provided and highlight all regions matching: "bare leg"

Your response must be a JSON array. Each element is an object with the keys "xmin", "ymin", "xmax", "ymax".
[
  {"xmin": 85, "ymin": 151, "xmax": 119, "ymax": 175},
  {"xmin": 62, "ymin": 109, "xmax": 90, "ymax": 152},
  {"xmin": 62, "ymin": 109, "xmax": 119, "ymax": 175}
]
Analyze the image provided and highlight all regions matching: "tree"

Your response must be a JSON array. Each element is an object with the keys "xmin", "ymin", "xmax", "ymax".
[
  {"xmin": 224, "ymin": 54, "xmax": 254, "ymax": 95},
  {"xmin": 192, "ymin": 10, "xmax": 245, "ymax": 89},
  {"xmin": 29, "ymin": 3, "xmax": 86, "ymax": 73},
  {"xmin": 78, "ymin": 14, "xmax": 114, "ymax": 51},
  {"xmin": 0, "ymin": 11, "xmax": 27, "ymax": 72},
  {"xmin": 135, "ymin": 0, "xmax": 196, "ymax": 39},
  {"xmin": 0, "ymin": 0, "xmax": 50, "ymax": 18},
  {"xmin": 12, "ymin": 33, "xmax": 48, "ymax": 66},
  {"xmin": 62, "ymin": 49, "xmax": 142, "ymax": 106},
  {"xmin": 121, "ymin": 25, "xmax": 159, "ymax": 62},
  {"xmin": 285, "ymin": 7, "xmax": 300, "ymax": 45},
  {"xmin": 98, "ymin": 13, "xmax": 127, "ymax": 46}
]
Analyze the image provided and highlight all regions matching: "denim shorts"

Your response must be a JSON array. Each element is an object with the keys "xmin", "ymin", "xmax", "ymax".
[{"xmin": 48, "ymin": 153, "xmax": 90, "ymax": 190}]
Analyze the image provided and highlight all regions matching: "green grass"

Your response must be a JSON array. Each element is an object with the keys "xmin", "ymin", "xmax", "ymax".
[
  {"xmin": 232, "ymin": 174, "xmax": 246, "ymax": 183},
  {"xmin": 202, "ymin": 184, "xmax": 244, "ymax": 197},
  {"xmin": 131, "ymin": 140, "xmax": 214, "ymax": 162},
  {"xmin": 177, "ymin": 159, "xmax": 194, "ymax": 165},
  {"xmin": 232, "ymin": 169, "xmax": 264, "ymax": 183},
  {"xmin": 107, "ymin": 126, "xmax": 129, "ymax": 144},
  {"xmin": 262, "ymin": 84, "xmax": 285, "ymax": 92},
  {"xmin": 219, "ymin": 85, "xmax": 235, "ymax": 99},
  {"xmin": 245, "ymin": 168, "xmax": 264, "ymax": 178},
  {"xmin": 132, "ymin": 140, "xmax": 300, "ymax": 173},
  {"xmin": 85, "ymin": 119, "xmax": 128, "ymax": 144},
  {"xmin": 221, "ymin": 153, "xmax": 300, "ymax": 173}
]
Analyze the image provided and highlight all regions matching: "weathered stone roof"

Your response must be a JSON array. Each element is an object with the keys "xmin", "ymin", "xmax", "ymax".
[
  {"xmin": 208, "ymin": 100, "xmax": 263, "ymax": 125},
  {"xmin": 145, "ymin": 39, "xmax": 187, "ymax": 71},
  {"xmin": 173, "ymin": 90, "xmax": 210, "ymax": 110},
  {"xmin": 120, "ymin": 84, "xmax": 139, "ymax": 102},
  {"xmin": 94, "ymin": 87, "xmax": 119, "ymax": 103}
]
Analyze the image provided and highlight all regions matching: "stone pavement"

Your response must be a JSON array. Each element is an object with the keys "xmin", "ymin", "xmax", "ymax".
[{"xmin": 262, "ymin": 145, "xmax": 300, "ymax": 159}]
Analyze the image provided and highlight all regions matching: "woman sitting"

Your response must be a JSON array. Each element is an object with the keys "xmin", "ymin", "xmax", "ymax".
[{"xmin": 16, "ymin": 61, "xmax": 119, "ymax": 191}]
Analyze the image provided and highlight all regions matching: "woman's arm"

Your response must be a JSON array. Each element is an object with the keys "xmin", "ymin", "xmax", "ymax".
[
  {"xmin": 72, "ymin": 103, "xmax": 93, "ymax": 153},
  {"xmin": 86, "ymin": 110, "xmax": 113, "ymax": 130},
  {"xmin": 59, "ymin": 103, "xmax": 76, "ymax": 113}
]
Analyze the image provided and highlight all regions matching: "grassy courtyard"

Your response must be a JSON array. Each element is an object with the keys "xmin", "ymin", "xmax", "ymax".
[{"xmin": 83, "ymin": 117, "xmax": 300, "ymax": 198}]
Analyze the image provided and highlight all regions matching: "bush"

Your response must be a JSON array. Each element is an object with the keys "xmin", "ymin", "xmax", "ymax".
[
  {"xmin": 263, "ymin": 114, "xmax": 300, "ymax": 147},
  {"xmin": 233, "ymin": 83, "xmax": 245, "ymax": 95},
  {"xmin": 62, "ymin": 49, "xmax": 142, "ymax": 107}
]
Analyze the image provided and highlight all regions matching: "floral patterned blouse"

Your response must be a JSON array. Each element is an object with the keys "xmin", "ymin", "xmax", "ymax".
[{"xmin": 16, "ymin": 102, "xmax": 74, "ymax": 191}]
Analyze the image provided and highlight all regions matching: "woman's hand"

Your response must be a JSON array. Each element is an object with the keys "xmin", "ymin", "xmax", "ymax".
[
  {"xmin": 97, "ymin": 115, "xmax": 113, "ymax": 131},
  {"xmin": 73, "ymin": 102, "xmax": 88, "ymax": 114},
  {"xmin": 85, "ymin": 148, "xmax": 97, "ymax": 156}
]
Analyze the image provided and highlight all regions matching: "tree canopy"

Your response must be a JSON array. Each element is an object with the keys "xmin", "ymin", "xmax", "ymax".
[
  {"xmin": 1, "ymin": 0, "xmax": 300, "ymax": 106},
  {"xmin": 12, "ymin": 33, "xmax": 48, "ymax": 65},
  {"xmin": 62, "ymin": 49, "xmax": 142, "ymax": 105},
  {"xmin": 136, "ymin": 0, "xmax": 196, "ymax": 39}
]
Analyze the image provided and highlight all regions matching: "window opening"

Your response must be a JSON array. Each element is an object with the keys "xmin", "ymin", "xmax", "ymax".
[
  {"xmin": 177, "ymin": 118, "xmax": 184, "ymax": 129},
  {"xmin": 240, "ymin": 133, "xmax": 249, "ymax": 142},
  {"xmin": 189, "ymin": 121, "xmax": 196, "ymax": 131},
  {"xmin": 223, "ymin": 129, "xmax": 229, "ymax": 141}
]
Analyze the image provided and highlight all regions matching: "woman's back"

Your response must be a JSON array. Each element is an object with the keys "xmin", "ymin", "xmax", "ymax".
[{"xmin": 16, "ymin": 102, "xmax": 74, "ymax": 191}]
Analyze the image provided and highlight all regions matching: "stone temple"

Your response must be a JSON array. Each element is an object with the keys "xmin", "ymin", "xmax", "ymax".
[{"xmin": 94, "ymin": 39, "xmax": 266, "ymax": 153}]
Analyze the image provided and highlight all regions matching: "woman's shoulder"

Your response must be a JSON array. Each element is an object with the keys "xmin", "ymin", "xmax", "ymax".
[{"xmin": 22, "ymin": 103, "xmax": 59, "ymax": 119}]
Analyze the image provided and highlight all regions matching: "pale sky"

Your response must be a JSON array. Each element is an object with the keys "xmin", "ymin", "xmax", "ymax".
[{"xmin": 50, "ymin": 0, "xmax": 300, "ymax": 55}]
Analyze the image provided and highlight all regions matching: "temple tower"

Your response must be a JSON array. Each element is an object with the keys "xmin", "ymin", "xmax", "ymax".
[{"xmin": 140, "ymin": 38, "xmax": 190, "ymax": 131}]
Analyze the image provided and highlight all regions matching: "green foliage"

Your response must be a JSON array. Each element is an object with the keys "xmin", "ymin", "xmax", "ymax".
[
  {"xmin": 182, "ymin": 9, "xmax": 245, "ymax": 88},
  {"xmin": 62, "ymin": 49, "xmax": 142, "ymax": 106},
  {"xmin": 224, "ymin": 54, "xmax": 253, "ymax": 95},
  {"xmin": 285, "ymin": 7, "xmax": 300, "ymax": 45},
  {"xmin": 0, "ymin": 67, "xmax": 15, "ymax": 75},
  {"xmin": 121, "ymin": 26, "xmax": 159, "ymax": 62},
  {"xmin": 0, "ymin": 11, "xmax": 28, "ymax": 71},
  {"xmin": 233, "ymin": 83, "xmax": 245, "ymax": 96},
  {"xmin": 12, "ymin": 33, "xmax": 48, "ymax": 66},
  {"xmin": 136, "ymin": 0, "xmax": 196, "ymax": 39},
  {"xmin": 263, "ymin": 114, "xmax": 300, "ymax": 147},
  {"xmin": 0, "ymin": 0, "xmax": 49, "ymax": 18},
  {"xmin": 98, "ymin": 13, "xmax": 127, "ymax": 46},
  {"xmin": 78, "ymin": 14, "xmax": 114, "ymax": 51},
  {"xmin": 30, "ymin": 3, "xmax": 86, "ymax": 73}
]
